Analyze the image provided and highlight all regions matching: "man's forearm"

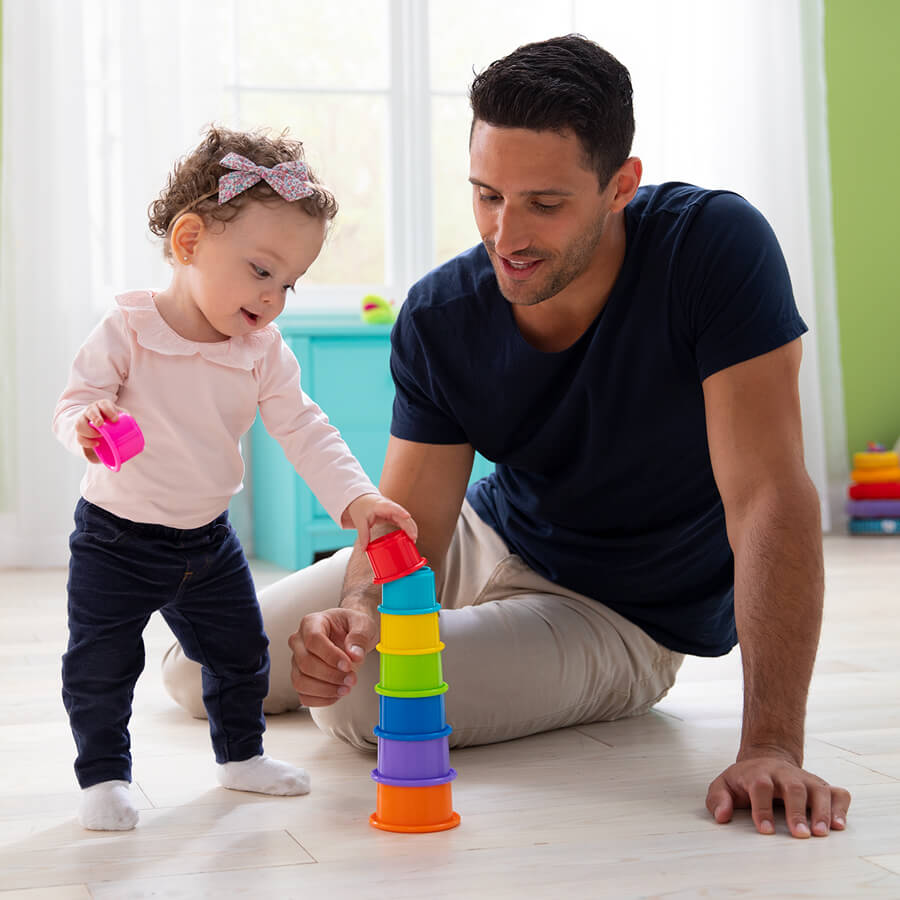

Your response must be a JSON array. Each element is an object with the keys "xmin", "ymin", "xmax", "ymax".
[
  {"xmin": 339, "ymin": 542, "xmax": 381, "ymax": 616},
  {"xmin": 730, "ymin": 479, "xmax": 824, "ymax": 765}
]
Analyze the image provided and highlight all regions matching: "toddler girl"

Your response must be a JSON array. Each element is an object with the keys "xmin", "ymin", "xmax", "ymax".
[{"xmin": 52, "ymin": 126, "xmax": 415, "ymax": 831}]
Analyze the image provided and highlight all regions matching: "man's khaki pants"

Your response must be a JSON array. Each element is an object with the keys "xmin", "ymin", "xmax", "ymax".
[{"xmin": 162, "ymin": 502, "xmax": 684, "ymax": 751}]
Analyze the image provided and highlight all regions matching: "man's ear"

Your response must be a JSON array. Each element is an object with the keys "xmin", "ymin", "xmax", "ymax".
[
  {"xmin": 170, "ymin": 213, "xmax": 205, "ymax": 264},
  {"xmin": 609, "ymin": 157, "xmax": 643, "ymax": 213}
]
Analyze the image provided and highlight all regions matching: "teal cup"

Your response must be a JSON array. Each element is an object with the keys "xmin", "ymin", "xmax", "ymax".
[{"xmin": 380, "ymin": 566, "xmax": 437, "ymax": 614}]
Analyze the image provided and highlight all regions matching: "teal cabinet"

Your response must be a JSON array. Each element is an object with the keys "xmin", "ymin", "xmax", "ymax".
[{"xmin": 249, "ymin": 314, "xmax": 494, "ymax": 569}]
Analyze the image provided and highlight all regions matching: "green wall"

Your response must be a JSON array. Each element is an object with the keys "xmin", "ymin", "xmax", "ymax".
[{"xmin": 824, "ymin": 0, "xmax": 900, "ymax": 455}]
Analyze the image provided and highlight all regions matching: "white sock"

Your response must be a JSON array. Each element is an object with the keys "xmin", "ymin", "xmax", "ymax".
[
  {"xmin": 217, "ymin": 754, "xmax": 311, "ymax": 796},
  {"xmin": 78, "ymin": 779, "xmax": 139, "ymax": 831}
]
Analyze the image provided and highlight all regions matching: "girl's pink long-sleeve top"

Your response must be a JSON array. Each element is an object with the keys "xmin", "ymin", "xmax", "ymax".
[{"xmin": 53, "ymin": 291, "xmax": 377, "ymax": 529}]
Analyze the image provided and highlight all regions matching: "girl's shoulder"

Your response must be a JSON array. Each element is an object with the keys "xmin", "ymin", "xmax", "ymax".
[{"xmin": 115, "ymin": 290, "xmax": 281, "ymax": 371}]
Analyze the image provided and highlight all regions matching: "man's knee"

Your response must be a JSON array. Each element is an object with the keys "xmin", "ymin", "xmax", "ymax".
[
  {"xmin": 310, "ymin": 687, "xmax": 378, "ymax": 752},
  {"xmin": 161, "ymin": 641, "xmax": 207, "ymax": 719},
  {"xmin": 161, "ymin": 638, "xmax": 302, "ymax": 717}
]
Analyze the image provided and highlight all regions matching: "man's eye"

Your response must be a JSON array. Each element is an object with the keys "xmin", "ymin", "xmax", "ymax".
[
  {"xmin": 252, "ymin": 264, "xmax": 270, "ymax": 278},
  {"xmin": 534, "ymin": 202, "xmax": 561, "ymax": 212},
  {"xmin": 478, "ymin": 193, "xmax": 500, "ymax": 204}
]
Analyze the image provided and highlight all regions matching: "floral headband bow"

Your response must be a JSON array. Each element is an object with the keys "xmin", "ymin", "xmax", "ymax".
[{"xmin": 217, "ymin": 152, "xmax": 317, "ymax": 204}]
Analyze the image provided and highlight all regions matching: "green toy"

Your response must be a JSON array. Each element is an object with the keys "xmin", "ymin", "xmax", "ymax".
[{"xmin": 362, "ymin": 294, "xmax": 396, "ymax": 324}]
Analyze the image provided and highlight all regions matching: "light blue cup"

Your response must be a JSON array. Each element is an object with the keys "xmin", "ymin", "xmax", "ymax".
[{"xmin": 380, "ymin": 566, "xmax": 439, "ymax": 614}]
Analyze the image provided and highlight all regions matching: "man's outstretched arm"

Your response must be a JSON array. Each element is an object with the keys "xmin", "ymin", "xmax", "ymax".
[{"xmin": 702, "ymin": 337, "xmax": 851, "ymax": 838}]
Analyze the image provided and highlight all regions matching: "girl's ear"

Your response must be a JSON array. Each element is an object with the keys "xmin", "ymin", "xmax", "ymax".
[{"xmin": 170, "ymin": 213, "xmax": 205, "ymax": 264}]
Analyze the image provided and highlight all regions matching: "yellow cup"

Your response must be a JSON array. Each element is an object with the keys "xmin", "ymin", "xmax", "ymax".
[{"xmin": 379, "ymin": 611, "xmax": 440, "ymax": 651}]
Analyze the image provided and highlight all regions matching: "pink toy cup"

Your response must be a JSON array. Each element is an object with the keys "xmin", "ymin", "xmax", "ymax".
[
  {"xmin": 365, "ymin": 530, "xmax": 427, "ymax": 584},
  {"xmin": 89, "ymin": 414, "xmax": 144, "ymax": 472}
]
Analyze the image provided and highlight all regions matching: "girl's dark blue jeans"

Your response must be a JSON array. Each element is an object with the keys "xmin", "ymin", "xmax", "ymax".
[{"xmin": 63, "ymin": 498, "xmax": 270, "ymax": 788}]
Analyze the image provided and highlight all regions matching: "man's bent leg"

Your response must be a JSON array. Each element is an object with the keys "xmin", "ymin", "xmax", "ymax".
[
  {"xmin": 161, "ymin": 548, "xmax": 353, "ymax": 717},
  {"xmin": 165, "ymin": 503, "xmax": 682, "ymax": 751},
  {"xmin": 312, "ymin": 557, "xmax": 684, "ymax": 751},
  {"xmin": 311, "ymin": 504, "xmax": 683, "ymax": 750},
  {"xmin": 438, "ymin": 553, "xmax": 684, "ymax": 747}
]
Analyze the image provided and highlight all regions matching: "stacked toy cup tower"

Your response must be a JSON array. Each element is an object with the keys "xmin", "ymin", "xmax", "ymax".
[
  {"xmin": 846, "ymin": 441, "xmax": 900, "ymax": 535},
  {"xmin": 364, "ymin": 531, "xmax": 460, "ymax": 833}
]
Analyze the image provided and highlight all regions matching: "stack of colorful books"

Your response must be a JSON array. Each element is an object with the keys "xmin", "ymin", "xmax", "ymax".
[{"xmin": 847, "ymin": 442, "xmax": 900, "ymax": 535}]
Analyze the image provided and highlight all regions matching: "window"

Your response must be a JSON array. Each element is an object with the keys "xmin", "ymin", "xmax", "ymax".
[
  {"xmin": 81, "ymin": 1, "xmax": 805, "ymax": 315},
  {"xmin": 82, "ymin": 0, "xmax": 585, "ymax": 312}
]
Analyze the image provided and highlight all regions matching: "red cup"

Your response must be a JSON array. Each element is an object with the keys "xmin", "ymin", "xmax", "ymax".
[{"xmin": 365, "ymin": 530, "xmax": 427, "ymax": 584}]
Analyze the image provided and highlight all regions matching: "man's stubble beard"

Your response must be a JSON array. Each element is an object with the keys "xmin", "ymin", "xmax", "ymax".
[{"xmin": 487, "ymin": 210, "xmax": 607, "ymax": 307}]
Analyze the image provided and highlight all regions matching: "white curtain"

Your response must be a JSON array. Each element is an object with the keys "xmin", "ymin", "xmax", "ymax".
[
  {"xmin": 0, "ymin": 0, "xmax": 844, "ymax": 567},
  {"xmin": 575, "ymin": 0, "xmax": 845, "ymax": 531},
  {"xmin": 799, "ymin": 0, "xmax": 850, "ymax": 532},
  {"xmin": 1, "ymin": 0, "xmax": 94, "ymax": 568},
  {"xmin": 0, "ymin": 0, "xmax": 232, "ymax": 566}
]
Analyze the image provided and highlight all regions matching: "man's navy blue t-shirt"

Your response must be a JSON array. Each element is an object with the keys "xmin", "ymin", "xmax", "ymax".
[{"xmin": 389, "ymin": 183, "xmax": 807, "ymax": 656}]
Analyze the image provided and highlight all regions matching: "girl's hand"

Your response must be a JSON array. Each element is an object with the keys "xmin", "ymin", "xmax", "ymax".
[
  {"xmin": 74, "ymin": 400, "xmax": 125, "ymax": 464},
  {"xmin": 342, "ymin": 493, "xmax": 418, "ymax": 550}
]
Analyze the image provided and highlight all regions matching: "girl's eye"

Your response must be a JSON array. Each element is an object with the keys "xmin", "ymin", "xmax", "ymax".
[
  {"xmin": 252, "ymin": 264, "xmax": 270, "ymax": 278},
  {"xmin": 283, "ymin": 284, "xmax": 295, "ymax": 294}
]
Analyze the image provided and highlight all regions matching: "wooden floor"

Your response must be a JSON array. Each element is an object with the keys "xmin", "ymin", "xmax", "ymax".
[{"xmin": 0, "ymin": 536, "xmax": 898, "ymax": 899}]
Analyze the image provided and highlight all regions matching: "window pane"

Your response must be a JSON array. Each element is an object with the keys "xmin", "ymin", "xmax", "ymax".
[
  {"xmin": 429, "ymin": 1, "xmax": 572, "ymax": 94},
  {"xmin": 432, "ymin": 96, "xmax": 480, "ymax": 265},
  {"xmin": 236, "ymin": 91, "xmax": 387, "ymax": 285},
  {"xmin": 428, "ymin": 0, "xmax": 574, "ymax": 267},
  {"xmin": 236, "ymin": 0, "xmax": 390, "ymax": 90}
]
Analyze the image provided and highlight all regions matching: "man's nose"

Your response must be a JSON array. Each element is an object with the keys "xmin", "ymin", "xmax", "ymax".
[{"xmin": 493, "ymin": 206, "xmax": 530, "ymax": 257}]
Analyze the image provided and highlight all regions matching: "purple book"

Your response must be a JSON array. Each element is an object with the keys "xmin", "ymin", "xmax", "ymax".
[{"xmin": 846, "ymin": 499, "xmax": 900, "ymax": 518}]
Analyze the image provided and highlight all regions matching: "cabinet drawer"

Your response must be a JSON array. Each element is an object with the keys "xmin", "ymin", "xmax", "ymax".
[{"xmin": 310, "ymin": 339, "xmax": 393, "ymax": 427}]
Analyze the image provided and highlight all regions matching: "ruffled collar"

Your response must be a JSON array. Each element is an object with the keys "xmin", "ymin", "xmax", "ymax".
[{"xmin": 116, "ymin": 290, "xmax": 278, "ymax": 371}]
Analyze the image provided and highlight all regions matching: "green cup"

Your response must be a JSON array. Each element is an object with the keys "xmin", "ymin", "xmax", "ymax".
[{"xmin": 378, "ymin": 646, "xmax": 444, "ymax": 692}]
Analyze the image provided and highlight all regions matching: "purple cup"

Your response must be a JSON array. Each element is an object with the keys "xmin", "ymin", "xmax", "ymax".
[
  {"xmin": 370, "ymin": 767, "xmax": 457, "ymax": 788},
  {"xmin": 375, "ymin": 734, "xmax": 451, "ymax": 781},
  {"xmin": 89, "ymin": 414, "xmax": 145, "ymax": 472}
]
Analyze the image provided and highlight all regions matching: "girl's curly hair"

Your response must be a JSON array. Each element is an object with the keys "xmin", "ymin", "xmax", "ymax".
[{"xmin": 148, "ymin": 125, "xmax": 338, "ymax": 260}]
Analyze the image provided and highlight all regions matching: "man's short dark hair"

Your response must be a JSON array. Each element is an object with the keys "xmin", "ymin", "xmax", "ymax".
[{"xmin": 469, "ymin": 34, "xmax": 635, "ymax": 188}]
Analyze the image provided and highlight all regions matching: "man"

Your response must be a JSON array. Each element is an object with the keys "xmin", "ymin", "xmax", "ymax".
[{"xmin": 163, "ymin": 35, "xmax": 850, "ymax": 839}]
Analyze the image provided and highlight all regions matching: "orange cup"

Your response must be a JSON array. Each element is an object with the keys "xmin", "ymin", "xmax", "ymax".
[{"xmin": 369, "ymin": 782, "xmax": 461, "ymax": 833}]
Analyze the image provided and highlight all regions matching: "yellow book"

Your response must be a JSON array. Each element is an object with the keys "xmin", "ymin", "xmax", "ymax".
[
  {"xmin": 851, "ymin": 466, "xmax": 900, "ymax": 484},
  {"xmin": 853, "ymin": 451, "xmax": 899, "ymax": 469}
]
